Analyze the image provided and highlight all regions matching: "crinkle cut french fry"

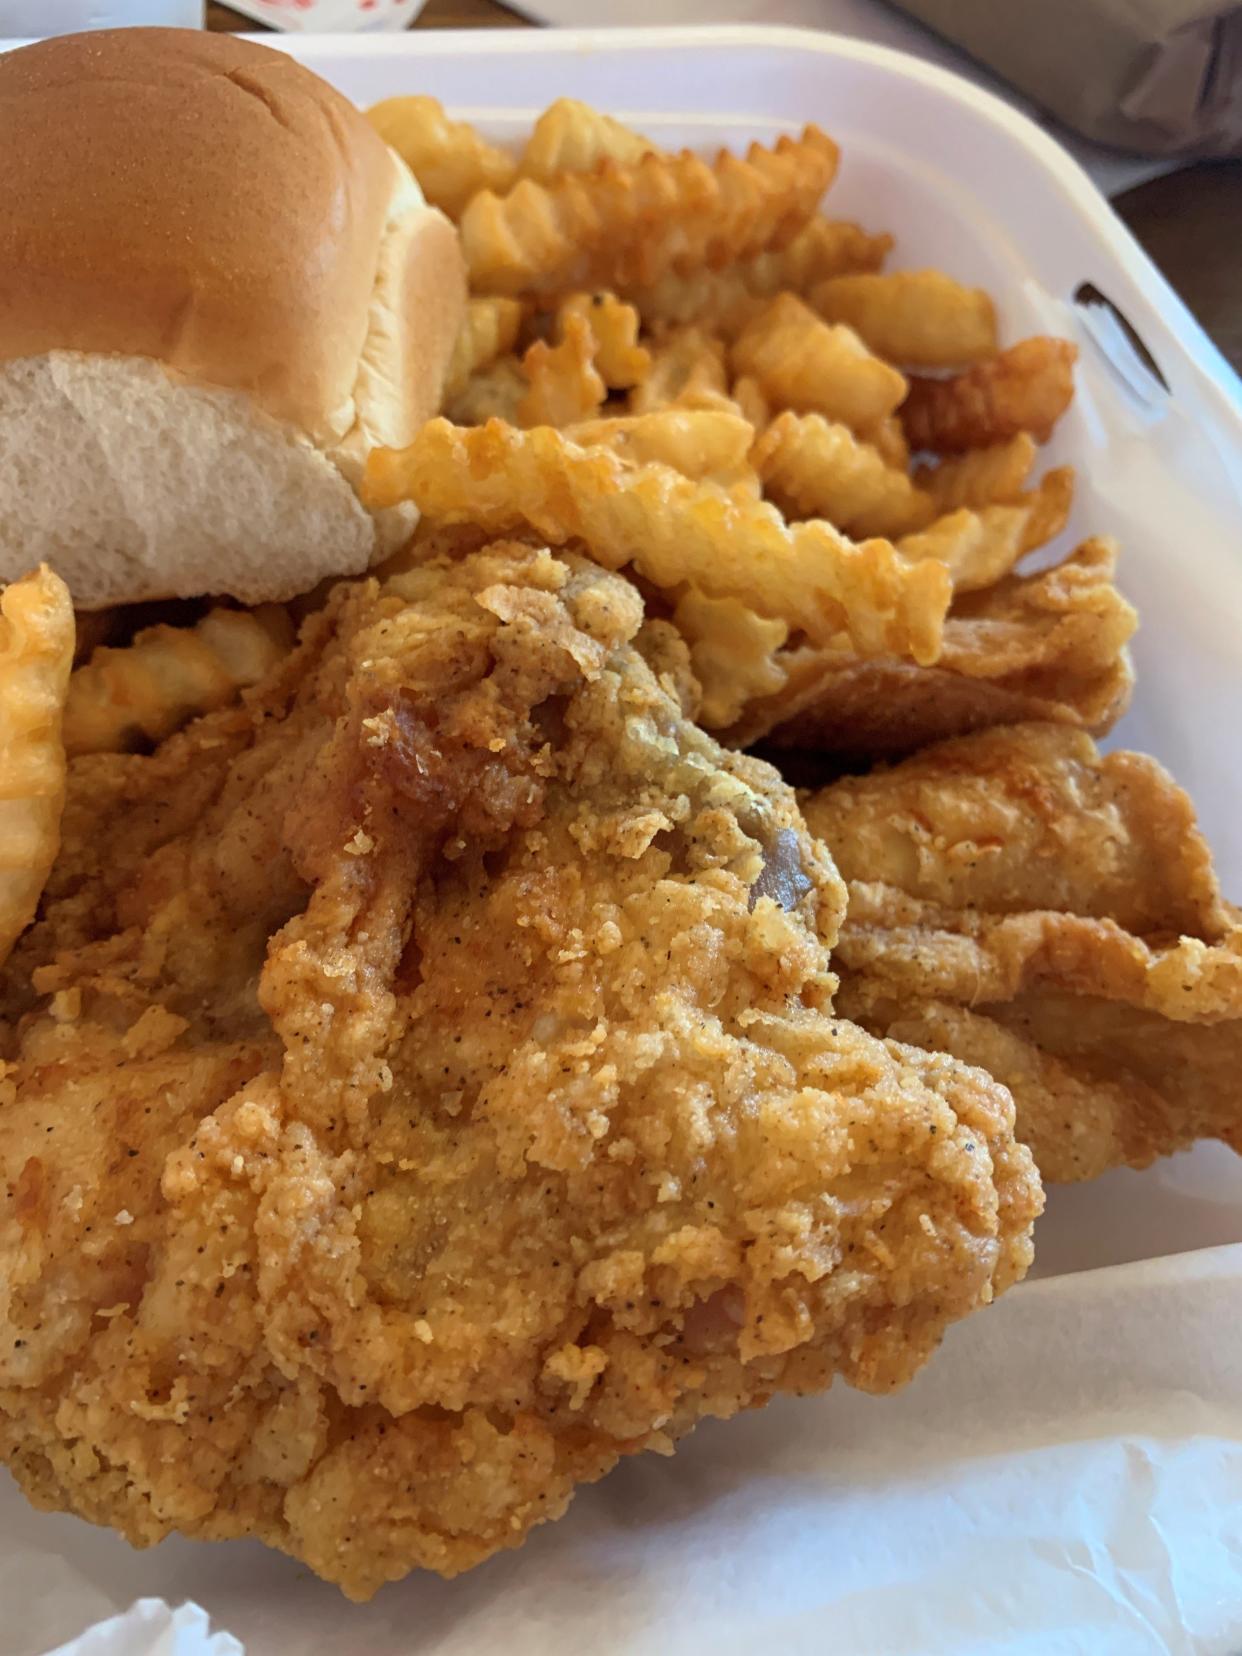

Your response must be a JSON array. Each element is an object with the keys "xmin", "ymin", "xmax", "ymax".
[
  {"xmin": 901, "ymin": 339, "xmax": 1078, "ymax": 454},
  {"xmin": 627, "ymin": 218, "xmax": 893, "ymax": 335},
  {"xmin": 63, "ymin": 606, "xmax": 294, "ymax": 757},
  {"xmin": 0, "ymin": 566, "xmax": 73, "ymax": 966},
  {"xmin": 672, "ymin": 590, "xmax": 789, "ymax": 729},
  {"xmin": 731, "ymin": 375, "xmax": 771, "ymax": 430},
  {"xmin": 914, "ymin": 434, "xmax": 1039, "ymax": 513},
  {"xmin": 445, "ymin": 298, "xmax": 526, "ymax": 401},
  {"xmin": 459, "ymin": 125, "xmax": 839, "ymax": 298},
  {"xmin": 558, "ymin": 293, "xmax": 651, "ymax": 390},
  {"xmin": 753, "ymin": 412, "xmax": 935, "ymax": 539},
  {"xmin": 896, "ymin": 467, "xmax": 1075, "ymax": 594},
  {"xmin": 366, "ymin": 419, "xmax": 952, "ymax": 664},
  {"xmin": 519, "ymin": 99, "xmax": 656, "ymax": 183},
  {"xmin": 629, "ymin": 326, "xmax": 730, "ymax": 414},
  {"xmin": 732, "ymin": 295, "xmax": 908, "ymax": 430},
  {"xmin": 862, "ymin": 415, "xmax": 910, "ymax": 471},
  {"xmin": 367, "ymin": 95, "xmax": 516, "ymax": 219},
  {"xmin": 565, "ymin": 409, "xmax": 756, "ymax": 491},
  {"xmin": 518, "ymin": 313, "xmax": 606, "ymax": 428},
  {"xmin": 811, "ymin": 270, "xmax": 997, "ymax": 368}
]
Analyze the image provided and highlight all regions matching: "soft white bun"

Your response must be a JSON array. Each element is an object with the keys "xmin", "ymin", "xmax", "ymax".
[{"xmin": 0, "ymin": 28, "xmax": 467, "ymax": 609}]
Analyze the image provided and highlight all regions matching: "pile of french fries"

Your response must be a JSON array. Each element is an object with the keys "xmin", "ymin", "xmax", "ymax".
[
  {"xmin": 367, "ymin": 94, "xmax": 1125, "ymax": 758},
  {"xmin": 0, "ymin": 95, "xmax": 1134, "ymax": 969}
]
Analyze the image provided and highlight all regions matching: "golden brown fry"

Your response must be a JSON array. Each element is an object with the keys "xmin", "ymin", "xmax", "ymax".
[
  {"xmin": 861, "ymin": 414, "xmax": 911, "ymax": 471},
  {"xmin": 671, "ymin": 591, "xmax": 789, "ymax": 727},
  {"xmin": 445, "ymin": 355, "xmax": 527, "ymax": 426},
  {"xmin": 731, "ymin": 374, "xmax": 771, "ymax": 430},
  {"xmin": 805, "ymin": 723, "xmax": 1242, "ymax": 1181},
  {"xmin": 445, "ymin": 297, "xmax": 526, "ymax": 401},
  {"xmin": 732, "ymin": 295, "xmax": 908, "ymax": 430},
  {"xmin": 811, "ymin": 270, "xmax": 997, "ymax": 368},
  {"xmin": 564, "ymin": 409, "xmax": 756, "ymax": 490},
  {"xmin": 367, "ymin": 95, "xmax": 516, "ymax": 219},
  {"xmin": 518, "ymin": 313, "xmax": 607, "ymax": 427},
  {"xmin": 629, "ymin": 325, "xmax": 730, "ymax": 414},
  {"xmin": 626, "ymin": 218, "xmax": 893, "ymax": 335},
  {"xmin": 728, "ymin": 537, "xmax": 1135, "ymax": 752},
  {"xmin": 914, "ymin": 433, "xmax": 1039, "ymax": 513},
  {"xmin": 753, "ymin": 411, "xmax": 935, "ymax": 539},
  {"xmin": 559, "ymin": 292, "xmax": 652, "ymax": 389},
  {"xmin": 367, "ymin": 419, "xmax": 952, "ymax": 662},
  {"xmin": 64, "ymin": 606, "xmax": 294, "ymax": 757},
  {"xmin": 895, "ymin": 466, "xmax": 1074, "ymax": 593},
  {"xmin": 901, "ymin": 339, "xmax": 1078, "ymax": 454},
  {"xmin": 519, "ymin": 98, "xmax": 656, "ymax": 182},
  {"xmin": 0, "ymin": 567, "xmax": 73, "ymax": 968},
  {"xmin": 459, "ymin": 126, "xmax": 839, "ymax": 298}
]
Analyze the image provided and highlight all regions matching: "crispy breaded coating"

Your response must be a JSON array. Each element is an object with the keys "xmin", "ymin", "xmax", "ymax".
[
  {"xmin": 0, "ymin": 547, "xmax": 1038, "ymax": 1598},
  {"xmin": 729, "ymin": 538, "xmax": 1136, "ymax": 754},
  {"xmin": 804, "ymin": 723, "xmax": 1242, "ymax": 1181}
]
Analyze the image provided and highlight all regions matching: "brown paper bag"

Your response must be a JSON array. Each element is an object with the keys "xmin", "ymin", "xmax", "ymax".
[{"xmin": 888, "ymin": 0, "xmax": 1242, "ymax": 156}]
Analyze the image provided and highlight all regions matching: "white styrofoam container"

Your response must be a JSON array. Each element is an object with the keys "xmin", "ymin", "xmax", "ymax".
[{"xmin": 2, "ymin": 28, "xmax": 1241, "ymax": 1654}]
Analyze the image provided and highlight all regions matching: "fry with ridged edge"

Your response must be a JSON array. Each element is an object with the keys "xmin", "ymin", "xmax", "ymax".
[
  {"xmin": 811, "ymin": 270, "xmax": 997, "ymax": 368},
  {"xmin": 672, "ymin": 591, "xmax": 789, "ymax": 728},
  {"xmin": 367, "ymin": 95, "xmax": 516, "ymax": 219},
  {"xmin": 630, "ymin": 326, "xmax": 730, "ymax": 414},
  {"xmin": 565, "ymin": 409, "xmax": 756, "ymax": 490},
  {"xmin": 902, "ymin": 339, "xmax": 1078, "ymax": 454},
  {"xmin": 732, "ymin": 295, "xmax": 908, "ymax": 430},
  {"xmin": 896, "ymin": 466, "xmax": 1074, "ymax": 593},
  {"xmin": 753, "ymin": 411, "xmax": 935, "ymax": 539},
  {"xmin": 64, "ymin": 606, "xmax": 294, "ymax": 757},
  {"xmin": 558, "ymin": 292, "xmax": 651, "ymax": 389},
  {"xmin": 366, "ymin": 419, "xmax": 952, "ymax": 663},
  {"xmin": 627, "ymin": 218, "xmax": 893, "ymax": 335},
  {"xmin": 0, "ymin": 566, "xmax": 73, "ymax": 967},
  {"xmin": 460, "ymin": 126, "xmax": 839, "ymax": 298},
  {"xmin": 914, "ymin": 433, "xmax": 1039, "ymax": 513},
  {"xmin": 519, "ymin": 99, "xmax": 656, "ymax": 182},
  {"xmin": 445, "ymin": 298, "xmax": 526, "ymax": 401},
  {"xmin": 518, "ymin": 313, "xmax": 607, "ymax": 428}
]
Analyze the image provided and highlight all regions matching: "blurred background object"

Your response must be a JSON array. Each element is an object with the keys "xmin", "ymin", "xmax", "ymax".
[
  {"xmin": 0, "ymin": 1, "xmax": 202, "ymax": 23},
  {"xmin": 224, "ymin": 0, "xmax": 426, "ymax": 27},
  {"xmin": 0, "ymin": 0, "xmax": 202, "ymax": 24},
  {"xmin": 891, "ymin": 0, "xmax": 1242, "ymax": 157}
]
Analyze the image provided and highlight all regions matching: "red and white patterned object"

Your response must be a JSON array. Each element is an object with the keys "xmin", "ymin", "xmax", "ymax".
[{"xmin": 221, "ymin": 0, "xmax": 425, "ymax": 29}]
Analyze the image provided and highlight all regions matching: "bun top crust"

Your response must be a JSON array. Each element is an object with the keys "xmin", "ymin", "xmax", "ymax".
[{"xmin": 0, "ymin": 29, "xmax": 402, "ymax": 445}]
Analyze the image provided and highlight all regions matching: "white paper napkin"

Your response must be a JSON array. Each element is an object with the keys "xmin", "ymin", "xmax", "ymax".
[{"xmin": 16, "ymin": 1245, "xmax": 1242, "ymax": 1656}]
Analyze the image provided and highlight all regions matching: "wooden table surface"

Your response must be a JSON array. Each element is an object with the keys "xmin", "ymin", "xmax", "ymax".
[{"xmin": 207, "ymin": 1, "xmax": 1241, "ymax": 375}]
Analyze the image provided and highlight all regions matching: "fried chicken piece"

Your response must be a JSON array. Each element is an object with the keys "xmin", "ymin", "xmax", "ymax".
[
  {"xmin": 804, "ymin": 723, "xmax": 1242, "ymax": 1181},
  {"xmin": 0, "ymin": 546, "xmax": 1039, "ymax": 1598},
  {"xmin": 729, "ymin": 538, "xmax": 1136, "ymax": 755}
]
